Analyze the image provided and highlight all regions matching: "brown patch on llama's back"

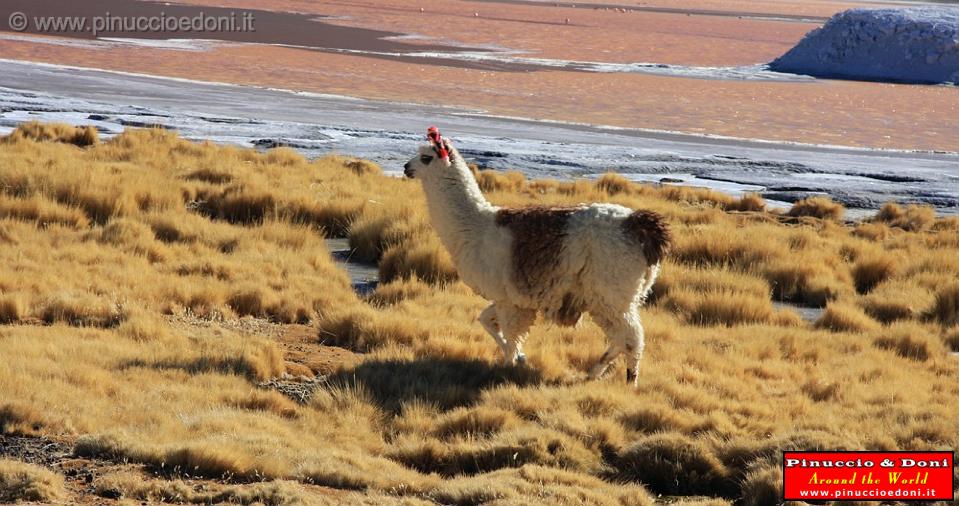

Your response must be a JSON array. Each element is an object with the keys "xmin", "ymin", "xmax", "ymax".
[
  {"xmin": 495, "ymin": 206, "xmax": 580, "ymax": 295},
  {"xmin": 621, "ymin": 209, "xmax": 671, "ymax": 265}
]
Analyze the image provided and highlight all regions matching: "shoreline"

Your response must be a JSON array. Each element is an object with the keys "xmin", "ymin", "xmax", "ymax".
[
  {"xmin": 1, "ymin": 58, "xmax": 958, "ymax": 213},
  {"xmin": 1, "ymin": 57, "xmax": 955, "ymax": 158}
]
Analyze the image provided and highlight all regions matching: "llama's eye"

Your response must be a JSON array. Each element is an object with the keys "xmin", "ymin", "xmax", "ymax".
[{"xmin": 420, "ymin": 155, "xmax": 433, "ymax": 164}]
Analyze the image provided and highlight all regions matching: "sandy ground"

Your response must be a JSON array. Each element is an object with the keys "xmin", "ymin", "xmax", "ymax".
[{"xmin": 1, "ymin": 0, "xmax": 956, "ymax": 152}]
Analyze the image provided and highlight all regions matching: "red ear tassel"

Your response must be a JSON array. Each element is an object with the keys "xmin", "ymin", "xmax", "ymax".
[{"xmin": 427, "ymin": 126, "xmax": 449, "ymax": 160}]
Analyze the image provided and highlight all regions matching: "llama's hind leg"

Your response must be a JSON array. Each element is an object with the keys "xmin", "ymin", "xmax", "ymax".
[
  {"xmin": 495, "ymin": 304, "xmax": 535, "ymax": 365},
  {"xmin": 479, "ymin": 303, "xmax": 510, "ymax": 360},
  {"xmin": 592, "ymin": 309, "xmax": 645, "ymax": 387},
  {"xmin": 588, "ymin": 345, "xmax": 622, "ymax": 380}
]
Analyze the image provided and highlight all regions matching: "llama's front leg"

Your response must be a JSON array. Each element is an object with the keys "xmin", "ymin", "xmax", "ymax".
[
  {"xmin": 496, "ymin": 304, "xmax": 536, "ymax": 366},
  {"xmin": 478, "ymin": 303, "xmax": 509, "ymax": 360}
]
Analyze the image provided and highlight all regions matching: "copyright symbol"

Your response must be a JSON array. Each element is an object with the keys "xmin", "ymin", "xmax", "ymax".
[{"xmin": 8, "ymin": 12, "xmax": 28, "ymax": 32}]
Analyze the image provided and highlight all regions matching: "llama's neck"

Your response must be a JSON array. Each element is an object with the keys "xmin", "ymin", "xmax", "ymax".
[{"xmin": 420, "ymin": 149, "xmax": 496, "ymax": 259}]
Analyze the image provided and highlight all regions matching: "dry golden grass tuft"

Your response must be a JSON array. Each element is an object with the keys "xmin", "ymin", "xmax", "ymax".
[
  {"xmin": 928, "ymin": 282, "xmax": 959, "ymax": 326},
  {"xmin": 594, "ymin": 173, "xmax": 633, "ymax": 196},
  {"xmin": 852, "ymin": 221, "xmax": 890, "ymax": 241},
  {"xmin": 872, "ymin": 322, "xmax": 945, "ymax": 362},
  {"xmin": 661, "ymin": 288, "xmax": 774, "ymax": 326},
  {"xmin": 39, "ymin": 293, "xmax": 124, "ymax": 328},
  {"xmin": 614, "ymin": 433, "xmax": 735, "ymax": 496},
  {"xmin": 815, "ymin": 302, "xmax": 880, "ymax": 333},
  {"xmin": 874, "ymin": 202, "xmax": 936, "ymax": 231},
  {"xmin": 366, "ymin": 277, "xmax": 433, "ymax": 306},
  {"xmin": 430, "ymin": 464, "xmax": 653, "ymax": 506},
  {"xmin": 0, "ymin": 194, "xmax": 90, "ymax": 228},
  {"xmin": 851, "ymin": 251, "xmax": 898, "ymax": 294},
  {"xmin": 0, "ymin": 402, "xmax": 47, "ymax": 436},
  {"xmin": 94, "ymin": 470, "xmax": 424, "ymax": 505},
  {"xmin": 2, "ymin": 125, "xmax": 959, "ymax": 504},
  {"xmin": 2, "ymin": 121, "xmax": 98, "ymax": 147},
  {"xmin": 787, "ymin": 196, "xmax": 845, "ymax": 220},
  {"xmin": 0, "ymin": 294, "xmax": 24, "ymax": 324},
  {"xmin": 343, "ymin": 157, "xmax": 383, "ymax": 176},
  {"xmin": 725, "ymin": 193, "xmax": 766, "ymax": 212},
  {"xmin": 380, "ymin": 239, "xmax": 458, "ymax": 284},
  {"xmin": 476, "ymin": 169, "xmax": 527, "ymax": 193},
  {"xmin": 0, "ymin": 459, "xmax": 65, "ymax": 503},
  {"xmin": 738, "ymin": 464, "xmax": 782, "ymax": 506},
  {"xmin": 944, "ymin": 326, "xmax": 959, "ymax": 353},
  {"xmin": 860, "ymin": 280, "xmax": 936, "ymax": 324}
]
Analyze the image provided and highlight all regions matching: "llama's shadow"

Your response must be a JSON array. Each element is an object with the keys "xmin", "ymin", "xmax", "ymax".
[{"xmin": 327, "ymin": 357, "xmax": 543, "ymax": 413}]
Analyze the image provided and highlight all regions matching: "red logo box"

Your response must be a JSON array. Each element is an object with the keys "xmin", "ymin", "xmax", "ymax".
[{"xmin": 783, "ymin": 451, "xmax": 954, "ymax": 501}]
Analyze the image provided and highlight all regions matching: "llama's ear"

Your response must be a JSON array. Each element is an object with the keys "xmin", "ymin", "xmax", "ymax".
[
  {"xmin": 439, "ymin": 144, "xmax": 452, "ymax": 167},
  {"xmin": 426, "ymin": 126, "xmax": 450, "ymax": 161}
]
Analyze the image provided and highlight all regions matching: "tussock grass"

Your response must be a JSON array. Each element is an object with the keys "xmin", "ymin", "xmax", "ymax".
[
  {"xmin": 389, "ymin": 425, "xmax": 604, "ymax": 477},
  {"xmin": 3, "ymin": 121, "xmax": 98, "ymax": 147},
  {"xmin": 3, "ymin": 125, "xmax": 959, "ymax": 504},
  {"xmin": 944, "ymin": 326, "xmax": 959, "ymax": 353},
  {"xmin": 380, "ymin": 240, "xmax": 457, "ymax": 284},
  {"xmin": 874, "ymin": 202, "xmax": 936, "ymax": 231},
  {"xmin": 787, "ymin": 196, "xmax": 845, "ymax": 220},
  {"xmin": 852, "ymin": 251, "xmax": 898, "ymax": 293},
  {"xmin": 662, "ymin": 288, "xmax": 774, "ymax": 326},
  {"xmin": 861, "ymin": 280, "xmax": 934, "ymax": 323},
  {"xmin": 0, "ymin": 194, "xmax": 90, "ymax": 228},
  {"xmin": 120, "ymin": 339, "xmax": 286, "ymax": 382},
  {"xmin": 39, "ymin": 294, "xmax": 123, "ymax": 328},
  {"xmin": 673, "ymin": 227, "xmax": 781, "ymax": 268},
  {"xmin": 0, "ymin": 294, "xmax": 24, "ymax": 324},
  {"xmin": 872, "ymin": 322, "xmax": 945, "ymax": 362},
  {"xmin": 431, "ymin": 465, "xmax": 653, "ymax": 506},
  {"xmin": 928, "ymin": 282, "xmax": 959, "ymax": 326},
  {"xmin": 762, "ymin": 259, "xmax": 849, "ymax": 306},
  {"xmin": 96, "ymin": 471, "xmax": 312, "ymax": 505},
  {"xmin": 613, "ymin": 433, "xmax": 734, "ymax": 496},
  {"xmin": 658, "ymin": 185, "xmax": 736, "ymax": 208},
  {"xmin": 739, "ymin": 464, "xmax": 782, "ymax": 506},
  {"xmin": 298, "ymin": 449, "xmax": 436, "ymax": 492},
  {"xmin": 476, "ymin": 169, "xmax": 527, "ymax": 193},
  {"xmin": 654, "ymin": 264, "xmax": 770, "ymax": 302},
  {"xmin": 343, "ymin": 158, "xmax": 383, "ymax": 176},
  {"xmin": 432, "ymin": 406, "xmax": 521, "ymax": 439},
  {"xmin": 725, "ymin": 193, "xmax": 766, "ymax": 212},
  {"xmin": 594, "ymin": 173, "xmax": 632, "ymax": 196},
  {"xmin": 815, "ymin": 302, "xmax": 880, "ymax": 332},
  {"xmin": 853, "ymin": 221, "xmax": 890, "ymax": 241},
  {"xmin": 0, "ymin": 402, "xmax": 47, "ymax": 435},
  {"xmin": 366, "ymin": 277, "xmax": 432, "ymax": 306},
  {"xmin": 0, "ymin": 459, "xmax": 65, "ymax": 503},
  {"xmin": 319, "ymin": 307, "xmax": 429, "ymax": 352},
  {"xmin": 117, "ymin": 307, "xmax": 174, "ymax": 342}
]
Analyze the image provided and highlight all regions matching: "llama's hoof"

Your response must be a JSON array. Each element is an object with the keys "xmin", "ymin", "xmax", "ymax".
[{"xmin": 515, "ymin": 353, "xmax": 527, "ymax": 364}]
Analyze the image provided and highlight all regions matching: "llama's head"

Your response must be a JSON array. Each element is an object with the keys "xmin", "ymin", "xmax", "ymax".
[{"xmin": 404, "ymin": 126, "xmax": 453, "ymax": 179}]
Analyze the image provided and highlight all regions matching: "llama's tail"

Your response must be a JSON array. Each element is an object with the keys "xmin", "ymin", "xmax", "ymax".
[{"xmin": 620, "ymin": 209, "xmax": 671, "ymax": 266}]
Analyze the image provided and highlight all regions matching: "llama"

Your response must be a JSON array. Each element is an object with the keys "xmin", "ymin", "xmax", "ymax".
[{"xmin": 403, "ymin": 127, "xmax": 670, "ymax": 386}]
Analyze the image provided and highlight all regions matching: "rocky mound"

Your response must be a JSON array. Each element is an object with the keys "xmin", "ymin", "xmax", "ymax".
[{"xmin": 770, "ymin": 8, "xmax": 959, "ymax": 84}]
